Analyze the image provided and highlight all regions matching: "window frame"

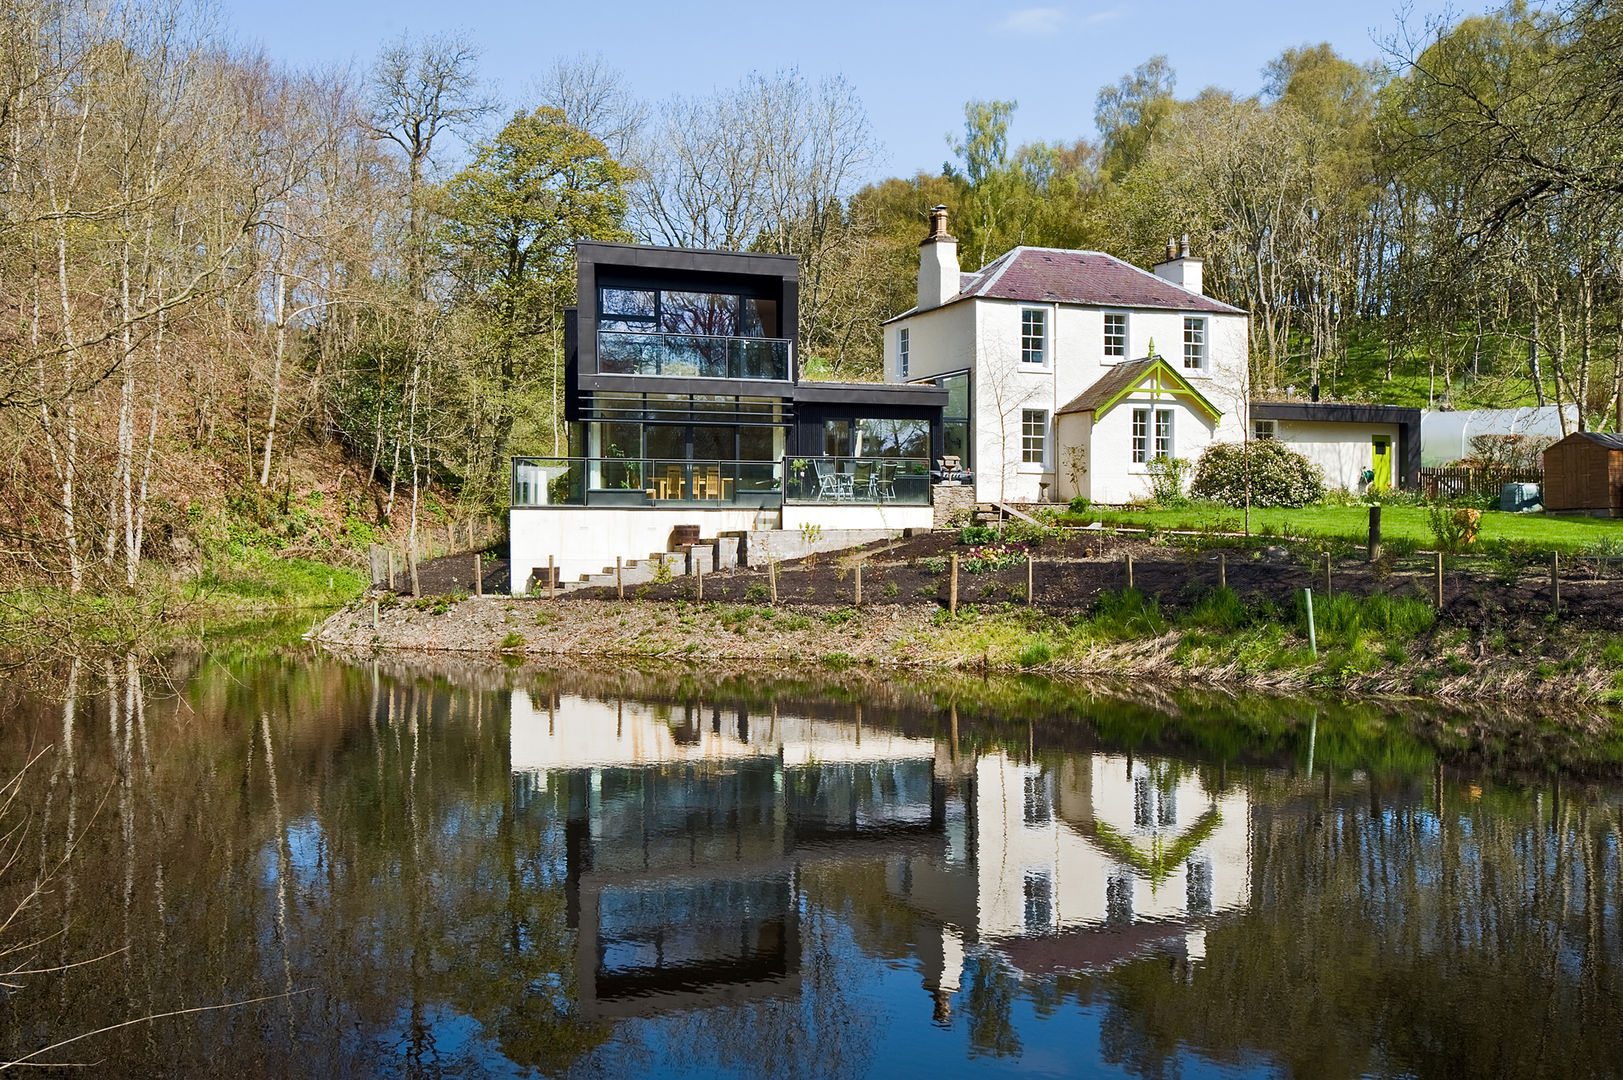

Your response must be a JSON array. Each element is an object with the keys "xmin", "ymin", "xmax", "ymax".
[
  {"xmin": 1020, "ymin": 408, "xmax": 1048, "ymax": 467},
  {"xmin": 1154, "ymin": 409, "xmax": 1174, "ymax": 458},
  {"xmin": 1104, "ymin": 311, "xmax": 1129, "ymax": 360},
  {"xmin": 1182, "ymin": 316, "xmax": 1206, "ymax": 370},
  {"xmin": 1253, "ymin": 418, "xmax": 1277, "ymax": 441},
  {"xmin": 1020, "ymin": 308, "xmax": 1048, "ymax": 367},
  {"xmin": 1132, "ymin": 408, "xmax": 1149, "ymax": 463},
  {"xmin": 898, "ymin": 326, "xmax": 910, "ymax": 380}
]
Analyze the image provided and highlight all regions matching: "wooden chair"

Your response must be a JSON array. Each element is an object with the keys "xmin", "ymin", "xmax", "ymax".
[
  {"xmin": 704, "ymin": 466, "xmax": 723, "ymax": 500},
  {"xmin": 661, "ymin": 465, "xmax": 684, "ymax": 500}
]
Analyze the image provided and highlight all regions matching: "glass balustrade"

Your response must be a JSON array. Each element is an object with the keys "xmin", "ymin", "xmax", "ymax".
[
  {"xmin": 598, "ymin": 332, "xmax": 791, "ymax": 382},
  {"xmin": 784, "ymin": 457, "xmax": 932, "ymax": 505},
  {"xmin": 512, "ymin": 458, "xmax": 785, "ymax": 508}
]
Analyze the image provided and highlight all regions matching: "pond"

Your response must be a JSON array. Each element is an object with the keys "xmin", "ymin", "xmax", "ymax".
[{"xmin": 0, "ymin": 648, "xmax": 1619, "ymax": 1078}]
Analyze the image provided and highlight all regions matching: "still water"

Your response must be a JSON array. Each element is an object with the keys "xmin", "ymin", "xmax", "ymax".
[{"xmin": 0, "ymin": 649, "xmax": 1620, "ymax": 1078}]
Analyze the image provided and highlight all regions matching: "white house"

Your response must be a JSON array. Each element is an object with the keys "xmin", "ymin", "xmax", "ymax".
[{"xmin": 884, "ymin": 209, "xmax": 1250, "ymax": 504}]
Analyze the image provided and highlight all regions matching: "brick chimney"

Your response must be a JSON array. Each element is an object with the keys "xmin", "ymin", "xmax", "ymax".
[
  {"xmin": 1153, "ymin": 233, "xmax": 1204, "ymax": 295},
  {"xmin": 918, "ymin": 205, "xmax": 959, "ymax": 311}
]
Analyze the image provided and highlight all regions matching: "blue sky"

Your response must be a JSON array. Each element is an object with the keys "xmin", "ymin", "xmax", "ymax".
[{"xmin": 221, "ymin": 0, "xmax": 1467, "ymax": 179}]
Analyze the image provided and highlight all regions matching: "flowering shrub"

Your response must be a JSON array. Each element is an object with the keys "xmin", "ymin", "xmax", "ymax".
[
  {"xmin": 1428, "ymin": 505, "xmax": 1481, "ymax": 552},
  {"xmin": 962, "ymin": 542, "xmax": 1027, "ymax": 573},
  {"xmin": 1190, "ymin": 440, "xmax": 1326, "ymax": 508}
]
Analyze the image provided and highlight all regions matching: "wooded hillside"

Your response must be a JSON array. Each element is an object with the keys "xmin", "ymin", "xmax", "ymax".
[{"xmin": 0, "ymin": 0, "xmax": 1617, "ymax": 596}]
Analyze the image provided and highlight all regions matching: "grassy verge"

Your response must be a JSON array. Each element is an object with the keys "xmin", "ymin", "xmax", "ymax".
[
  {"xmin": 900, "ymin": 584, "xmax": 1619, "ymax": 701},
  {"xmin": 1062, "ymin": 501, "xmax": 1623, "ymax": 554}
]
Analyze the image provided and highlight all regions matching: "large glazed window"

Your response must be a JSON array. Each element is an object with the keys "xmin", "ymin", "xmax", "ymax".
[{"xmin": 598, "ymin": 287, "xmax": 788, "ymax": 380}]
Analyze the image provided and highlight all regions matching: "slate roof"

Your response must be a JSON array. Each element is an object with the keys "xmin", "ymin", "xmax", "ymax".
[
  {"xmin": 1056, "ymin": 358, "xmax": 1159, "ymax": 416},
  {"xmin": 887, "ymin": 246, "xmax": 1244, "ymax": 322}
]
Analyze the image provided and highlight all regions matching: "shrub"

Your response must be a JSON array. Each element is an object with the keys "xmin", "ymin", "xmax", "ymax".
[
  {"xmin": 1145, "ymin": 456, "xmax": 1192, "ymax": 505},
  {"xmin": 500, "ymin": 631, "xmax": 524, "ymax": 650},
  {"xmin": 1191, "ymin": 440, "xmax": 1326, "ymax": 508},
  {"xmin": 959, "ymin": 524, "xmax": 997, "ymax": 544},
  {"xmin": 1069, "ymin": 495, "xmax": 1092, "ymax": 514},
  {"xmin": 1003, "ymin": 519, "xmax": 1052, "ymax": 547},
  {"xmin": 1427, "ymin": 504, "xmax": 1481, "ymax": 553},
  {"xmin": 744, "ymin": 582, "xmax": 770, "ymax": 603},
  {"xmin": 921, "ymin": 556, "xmax": 948, "ymax": 575}
]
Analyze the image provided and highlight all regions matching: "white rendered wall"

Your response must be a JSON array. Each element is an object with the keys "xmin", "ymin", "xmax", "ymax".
[
  {"xmin": 781, "ymin": 503, "xmax": 935, "ymax": 533},
  {"xmin": 1275, "ymin": 421, "xmax": 1399, "ymax": 491},
  {"xmin": 891, "ymin": 298, "xmax": 1249, "ymax": 504},
  {"xmin": 509, "ymin": 507, "xmax": 767, "ymax": 593},
  {"xmin": 1085, "ymin": 395, "xmax": 1218, "ymax": 504}
]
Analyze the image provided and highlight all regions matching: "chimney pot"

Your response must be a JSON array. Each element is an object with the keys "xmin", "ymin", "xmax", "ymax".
[
  {"xmin": 1166, "ymin": 238, "xmax": 1176, "ymax": 261},
  {"xmin": 1179, "ymin": 233, "xmax": 1190, "ymax": 259},
  {"xmin": 928, "ymin": 205, "xmax": 951, "ymax": 240}
]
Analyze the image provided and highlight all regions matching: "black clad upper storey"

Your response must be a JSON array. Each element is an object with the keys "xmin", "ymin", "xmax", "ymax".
[{"xmin": 573, "ymin": 241, "xmax": 800, "ymax": 400}]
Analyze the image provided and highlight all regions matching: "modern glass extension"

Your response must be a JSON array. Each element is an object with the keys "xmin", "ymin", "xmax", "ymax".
[
  {"xmin": 598, "ymin": 285, "xmax": 791, "ymax": 381},
  {"xmin": 512, "ymin": 456, "xmax": 932, "ymax": 508}
]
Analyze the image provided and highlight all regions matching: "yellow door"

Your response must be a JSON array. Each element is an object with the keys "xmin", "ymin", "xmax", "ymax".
[{"xmin": 1371, "ymin": 437, "xmax": 1392, "ymax": 491}]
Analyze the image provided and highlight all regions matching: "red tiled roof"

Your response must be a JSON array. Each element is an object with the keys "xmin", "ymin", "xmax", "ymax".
[{"xmin": 961, "ymin": 247, "xmax": 1242, "ymax": 314}]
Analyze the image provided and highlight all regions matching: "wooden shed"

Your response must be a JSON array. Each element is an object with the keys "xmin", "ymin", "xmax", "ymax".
[{"xmin": 1542, "ymin": 431, "xmax": 1623, "ymax": 517}]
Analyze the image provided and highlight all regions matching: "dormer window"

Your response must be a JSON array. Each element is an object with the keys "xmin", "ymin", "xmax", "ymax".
[{"xmin": 1021, "ymin": 309, "xmax": 1047, "ymax": 366}]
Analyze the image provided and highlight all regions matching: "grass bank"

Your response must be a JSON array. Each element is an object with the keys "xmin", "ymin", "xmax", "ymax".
[
  {"xmin": 1065, "ymin": 501, "xmax": 1623, "ymax": 554},
  {"xmin": 317, "ymin": 576, "xmax": 1623, "ymax": 706}
]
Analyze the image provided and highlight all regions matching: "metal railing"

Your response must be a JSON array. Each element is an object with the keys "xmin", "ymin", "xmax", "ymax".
[
  {"xmin": 784, "ymin": 457, "xmax": 932, "ymax": 505},
  {"xmin": 597, "ymin": 331, "xmax": 791, "ymax": 381},
  {"xmin": 512, "ymin": 457, "xmax": 785, "ymax": 508}
]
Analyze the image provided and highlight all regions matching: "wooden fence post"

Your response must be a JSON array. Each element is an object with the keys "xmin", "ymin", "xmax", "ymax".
[
  {"xmin": 697, "ymin": 564, "xmax": 704, "ymax": 602},
  {"xmin": 769, "ymin": 559, "xmax": 778, "ymax": 604},
  {"xmin": 1368, "ymin": 505, "xmax": 1382, "ymax": 562},
  {"xmin": 1026, "ymin": 554, "xmax": 1034, "ymax": 607},
  {"xmin": 1218, "ymin": 551, "xmax": 1226, "ymax": 590},
  {"xmin": 1125, "ymin": 552, "xmax": 1134, "ymax": 590},
  {"xmin": 474, "ymin": 553, "xmax": 482, "ymax": 598},
  {"xmin": 548, "ymin": 555, "xmax": 555, "ymax": 601},
  {"xmin": 949, "ymin": 553, "xmax": 959, "ymax": 615},
  {"xmin": 1324, "ymin": 553, "xmax": 1333, "ymax": 599},
  {"xmin": 616, "ymin": 556, "xmax": 624, "ymax": 600},
  {"xmin": 1551, "ymin": 551, "xmax": 1560, "ymax": 615},
  {"xmin": 1434, "ymin": 551, "xmax": 1444, "ymax": 609}
]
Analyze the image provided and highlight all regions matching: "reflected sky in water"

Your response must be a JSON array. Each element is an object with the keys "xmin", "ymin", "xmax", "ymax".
[{"xmin": 0, "ymin": 652, "xmax": 1618, "ymax": 1078}]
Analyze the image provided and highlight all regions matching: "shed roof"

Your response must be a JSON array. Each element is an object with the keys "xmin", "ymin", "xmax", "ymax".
[{"xmin": 1563, "ymin": 431, "xmax": 1623, "ymax": 451}]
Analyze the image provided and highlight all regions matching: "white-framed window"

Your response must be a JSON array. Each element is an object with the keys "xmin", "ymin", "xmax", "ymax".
[
  {"xmin": 898, "ymin": 327, "xmax": 909, "ymax": 379},
  {"xmin": 1253, "ymin": 418, "xmax": 1277, "ymax": 441},
  {"xmin": 1021, "ymin": 309, "xmax": 1047, "ymax": 365},
  {"xmin": 1104, "ymin": 312, "xmax": 1128, "ymax": 359},
  {"xmin": 1021, "ymin": 409, "xmax": 1048, "ymax": 465},
  {"xmin": 1134, "ymin": 408, "xmax": 1173, "ymax": 463},
  {"xmin": 1183, "ymin": 316, "xmax": 1206, "ymax": 369}
]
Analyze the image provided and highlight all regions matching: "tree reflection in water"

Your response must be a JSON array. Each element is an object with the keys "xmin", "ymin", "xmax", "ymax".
[{"xmin": 0, "ymin": 651, "xmax": 1616, "ymax": 1078}]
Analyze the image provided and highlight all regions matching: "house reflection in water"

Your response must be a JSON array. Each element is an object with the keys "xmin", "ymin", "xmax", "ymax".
[{"xmin": 508, "ymin": 690, "xmax": 1249, "ymax": 1021}]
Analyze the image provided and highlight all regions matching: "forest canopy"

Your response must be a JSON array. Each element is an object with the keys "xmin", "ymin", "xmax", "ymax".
[{"xmin": 0, "ymin": 0, "xmax": 1618, "ymax": 595}]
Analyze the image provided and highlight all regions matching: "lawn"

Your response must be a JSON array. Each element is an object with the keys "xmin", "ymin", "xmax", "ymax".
[{"xmin": 1067, "ymin": 502, "xmax": 1623, "ymax": 553}]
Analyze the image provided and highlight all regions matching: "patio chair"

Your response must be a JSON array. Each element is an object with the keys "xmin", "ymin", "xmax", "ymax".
[
  {"xmin": 661, "ymin": 464, "xmax": 684, "ymax": 501},
  {"xmin": 876, "ymin": 462, "xmax": 898, "ymax": 501},
  {"xmin": 704, "ymin": 465, "xmax": 724, "ymax": 501},
  {"xmin": 852, "ymin": 459, "xmax": 876, "ymax": 501},
  {"xmin": 814, "ymin": 459, "xmax": 852, "ymax": 501}
]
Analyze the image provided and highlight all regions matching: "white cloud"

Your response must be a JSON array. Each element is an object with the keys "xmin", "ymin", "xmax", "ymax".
[
  {"xmin": 998, "ymin": 7, "xmax": 1067, "ymax": 34},
  {"xmin": 1082, "ymin": 8, "xmax": 1123, "ymax": 25}
]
